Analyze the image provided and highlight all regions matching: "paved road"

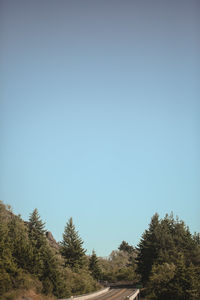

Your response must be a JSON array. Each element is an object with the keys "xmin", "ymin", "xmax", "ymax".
[{"xmin": 88, "ymin": 288, "xmax": 136, "ymax": 300}]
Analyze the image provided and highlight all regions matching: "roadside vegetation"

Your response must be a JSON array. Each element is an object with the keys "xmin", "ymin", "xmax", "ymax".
[
  {"xmin": 0, "ymin": 201, "xmax": 100, "ymax": 299},
  {"xmin": 137, "ymin": 213, "xmax": 200, "ymax": 300},
  {"xmin": 0, "ymin": 200, "xmax": 200, "ymax": 299},
  {"xmin": 98, "ymin": 241, "xmax": 139, "ymax": 283}
]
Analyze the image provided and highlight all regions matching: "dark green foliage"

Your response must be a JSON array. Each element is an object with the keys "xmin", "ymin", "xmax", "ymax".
[
  {"xmin": 65, "ymin": 268, "xmax": 100, "ymax": 296},
  {"xmin": 0, "ymin": 204, "xmax": 42, "ymax": 295},
  {"xmin": 28, "ymin": 208, "xmax": 46, "ymax": 247},
  {"xmin": 0, "ymin": 202, "xmax": 70, "ymax": 298},
  {"xmin": 8, "ymin": 215, "xmax": 33, "ymax": 273},
  {"xmin": 193, "ymin": 232, "xmax": 200, "ymax": 245},
  {"xmin": 28, "ymin": 209, "xmax": 48, "ymax": 277},
  {"xmin": 39, "ymin": 245, "xmax": 69, "ymax": 297},
  {"xmin": 89, "ymin": 250, "xmax": 101, "ymax": 280},
  {"xmin": 0, "ymin": 202, "xmax": 21, "ymax": 294},
  {"xmin": 136, "ymin": 213, "xmax": 160, "ymax": 283},
  {"xmin": 137, "ymin": 213, "xmax": 200, "ymax": 299},
  {"xmin": 99, "ymin": 249, "xmax": 138, "ymax": 283},
  {"xmin": 0, "ymin": 202, "xmax": 100, "ymax": 299},
  {"xmin": 146, "ymin": 258, "xmax": 200, "ymax": 300},
  {"xmin": 28, "ymin": 208, "xmax": 69, "ymax": 297},
  {"xmin": 118, "ymin": 241, "xmax": 135, "ymax": 254},
  {"xmin": 61, "ymin": 217, "xmax": 86, "ymax": 270},
  {"xmin": 2, "ymin": 200, "xmax": 199, "ymax": 299}
]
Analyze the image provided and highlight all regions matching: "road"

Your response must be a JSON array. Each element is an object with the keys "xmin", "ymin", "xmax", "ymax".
[{"xmin": 88, "ymin": 287, "xmax": 136, "ymax": 300}]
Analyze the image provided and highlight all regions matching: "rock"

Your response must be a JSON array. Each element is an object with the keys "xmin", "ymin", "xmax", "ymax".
[{"xmin": 46, "ymin": 231, "xmax": 60, "ymax": 250}]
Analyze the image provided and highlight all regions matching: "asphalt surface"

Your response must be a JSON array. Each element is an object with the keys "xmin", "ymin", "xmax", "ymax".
[{"xmin": 88, "ymin": 288, "xmax": 136, "ymax": 300}]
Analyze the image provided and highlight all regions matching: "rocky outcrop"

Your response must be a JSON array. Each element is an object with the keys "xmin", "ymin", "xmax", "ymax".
[{"xmin": 46, "ymin": 231, "xmax": 60, "ymax": 250}]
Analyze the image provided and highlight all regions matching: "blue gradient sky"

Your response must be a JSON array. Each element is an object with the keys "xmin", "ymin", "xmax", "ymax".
[{"xmin": 1, "ymin": 0, "xmax": 199, "ymax": 256}]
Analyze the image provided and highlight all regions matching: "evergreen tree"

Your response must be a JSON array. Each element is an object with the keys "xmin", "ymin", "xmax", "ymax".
[
  {"xmin": 170, "ymin": 255, "xmax": 200, "ymax": 300},
  {"xmin": 146, "ymin": 262, "xmax": 176, "ymax": 300},
  {"xmin": 40, "ymin": 243, "xmax": 69, "ymax": 297},
  {"xmin": 0, "ymin": 202, "xmax": 18, "ymax": 294},
  {"xmin": 137, "ymin": 213, "xmax": 200, "ymax": 299},
  {"xmin": 118, "ymin": 241, "xmax": 135, "ymax": 254},
  {"xmin": 0, "ymin": 202, "xmax": 100, "ymax": 299},
  {"xmin": 137, "ymin": 213, "xmax": 160, "ymax": 283},
  {"xmin": 61, "ymin": 217, "xmax": 86, "ymax": 270},
  {"xmin": 28, "ymin": 208, "xmax": 46, "ymax": 246},
  {"xmin": 8, "ymin": 214, "xmax": 33, "ymax": 273},
  {"xmin": 28, "ymin": 208, "xmax": 47, "ymax": 276},
  {"xmin": 89, "ymin": 250, "xmax": 101, "ymax": 280},
  {"xmin": 28, "ymin": 208, "xmax": 69, "ymax": 297},
  {"xmin": 147, "ymin": 255, "xmax": 200, "ymax": 300},
  {"xmin": 193, "ymin": 232, "xmax": 200, "ymax": 245}
]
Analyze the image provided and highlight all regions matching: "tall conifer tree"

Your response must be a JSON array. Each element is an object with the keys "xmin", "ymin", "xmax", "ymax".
[
  {"xmin": 8, "ymin": 214, "xmax": 33, "ymax": 273},
  {"xmin": 137, "ymin": 213, "xmax": 200, "ymax": 299},
  {"xmin": 137, "ymin": 213, "xmax": 160, "ymax": 283},
  {"xmin": 61, "ymin": 217, "xmax": 86, "ymax": 270},
  {"xmin": 28, "ymin": 208, "xmax": 47, "ymax": 276},
  {"xmin": 89, "ymin": 250, "xmax": 101, "ymax": 280}
]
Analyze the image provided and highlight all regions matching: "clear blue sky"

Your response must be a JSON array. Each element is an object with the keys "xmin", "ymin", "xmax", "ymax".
[{"xmin": 1, "ymin": 0, "xmax": 199, "ymax": 257}]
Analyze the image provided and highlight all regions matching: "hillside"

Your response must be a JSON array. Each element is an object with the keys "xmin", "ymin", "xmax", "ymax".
[
  {"xmin": 1, "ymin": 200, "xmax": 200, "ymax": 300},
  {"xmin": 0, "ymin": 201, "xmax": 101, "ymax": 299}
]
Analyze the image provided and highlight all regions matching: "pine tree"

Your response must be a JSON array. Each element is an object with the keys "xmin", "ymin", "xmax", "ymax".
[
  {"xmin": 28, "ymin": 208, "xmax": 47, "ymax": 276},
  {"xmin": 118, "ymin": 241, "xmax": 134, "ymax": 254},
  {"xmin": 137, "ymin": 213, "xmax": 200, "ymax": 299},
  {"xmin": 40, "ymin": 243, "xmax": 69, "ymax": 297},
  {"xmin": 170, "ymin": 255, "xmax": 200, "ymax": 300},
  {"xmin": 28, "ymin": 208, "xmax": 46, "ymax": 245},
  {"xmin": 193, "ymin": 232, "xmax": 200, "ymax": 245},
  {"xmin": 146, "ymin": 262, "xmax": 176, "ymax": 300},
  {"xmin": 89, "ymin": 250, "xmax": 101, "ymax": 280},
  {"xmin": 137, "ymin": 213, "xmax": 160, "ymax": 283},
  {"xmin": 28, "ymin": 208, "xmax": 69, "ymax": 297},
  {"xmin": 61, "ymin": 217, "xmax": 86, "ymax": 270},
  {"xmin": 8, "ymin": 214, "xmax": 33, "ymax": 273}
]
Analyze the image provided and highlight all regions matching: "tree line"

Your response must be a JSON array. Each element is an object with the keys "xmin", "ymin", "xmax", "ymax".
[
  {"xmin": 0, "ymin": 201, "xmax": 100, "ymax": 299},
  {"xmin": 137, "ymin": 213, "xmax": 200, "ymax": 299},
  {"xmin": 0, "ymin": 200, "xmax": 200, "ymax": 300}
]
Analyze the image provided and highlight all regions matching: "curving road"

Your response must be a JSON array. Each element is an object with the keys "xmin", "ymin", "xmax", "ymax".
[{"xmin": 88, "ymin": 288, "xmax": 136, "ymax": 300}]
